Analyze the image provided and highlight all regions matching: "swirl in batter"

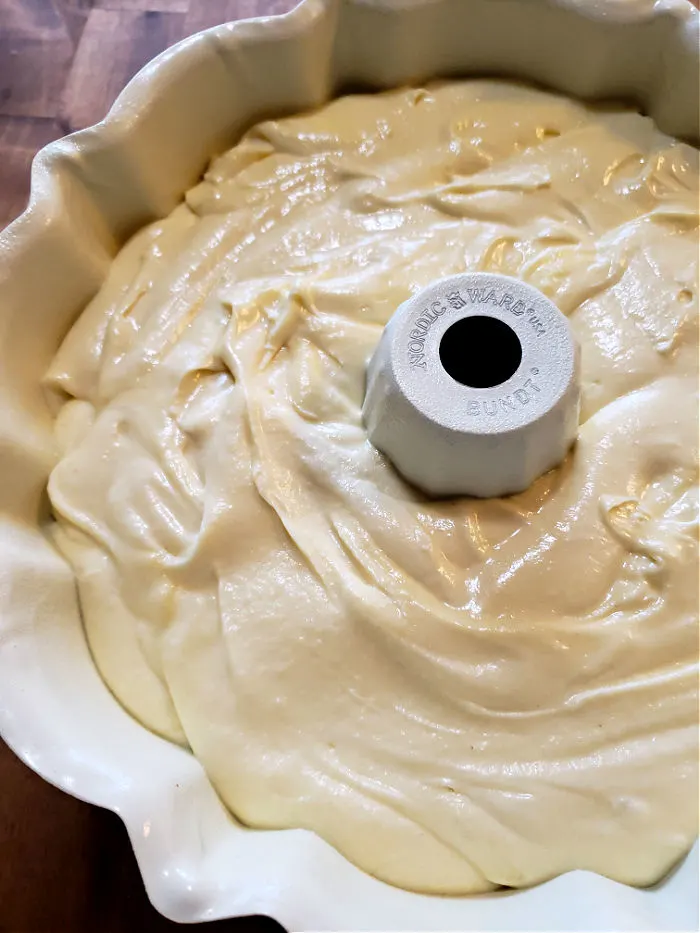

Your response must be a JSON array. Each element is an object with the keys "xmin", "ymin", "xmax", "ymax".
[{"xmin": 45, "ymin": 82, "xmax": 699, "ymax": 893}]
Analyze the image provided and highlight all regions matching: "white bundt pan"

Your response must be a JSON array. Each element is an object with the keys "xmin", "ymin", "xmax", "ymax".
[{"xmin": 0, "ymin": 0, "xmax": 698, "ymax": 928}]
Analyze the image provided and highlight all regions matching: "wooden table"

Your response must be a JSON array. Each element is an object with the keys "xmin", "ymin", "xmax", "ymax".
[
  {"xmin": 0, "ymin": 7, "xmax": 294, "ymax": 930},
  {"xmin": 0, "ymin": 0, "xmax": 296, "ymax": 229}
]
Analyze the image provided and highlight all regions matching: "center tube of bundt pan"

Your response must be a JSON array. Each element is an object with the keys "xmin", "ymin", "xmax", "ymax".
[{"xmin": 362, "ymin": 273, "xmax": 580, "ymax": 499}]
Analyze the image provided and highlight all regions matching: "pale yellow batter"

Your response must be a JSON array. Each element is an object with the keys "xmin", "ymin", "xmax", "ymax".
[{"xmin": 45, "ymin": 82, "xmax": 698, "ymax": 894}]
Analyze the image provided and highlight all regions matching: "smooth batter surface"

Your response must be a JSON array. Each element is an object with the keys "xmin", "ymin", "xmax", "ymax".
[{"xmin": 45, "ymin": 82, "xmax": 699, "ymax": 894}]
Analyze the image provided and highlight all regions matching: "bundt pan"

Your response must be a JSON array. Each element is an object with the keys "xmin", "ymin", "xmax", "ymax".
[{"xmin": 0, "ymin": 0, "xmax": 697, "ymax": 928}]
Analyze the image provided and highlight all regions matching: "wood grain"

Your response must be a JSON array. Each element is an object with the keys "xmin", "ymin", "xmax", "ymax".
[
  {"xmin": 0, "ymin": 0, "xmax": 298, "ymax": 229},
  {"xmin": 0, "ymin": 0, "xmax": 74, "ymax": 119},
  {"xmin": 184, "ymin": 0, "xmax": 296, "ymax": 34},
  {"xmin": 0, "ymin": 115, "xmax": 64, "ymax": 221},
  {"xmin": 0, "ymin": 743, "xmax": 284, "ymax": 932},
  {"xmin": 61, "ymin": 7, "xmax": 187, "ymax": 130}
]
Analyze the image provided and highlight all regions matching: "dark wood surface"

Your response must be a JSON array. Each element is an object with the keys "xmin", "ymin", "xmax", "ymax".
[
  {"xmin": 0, "ymin": 0, "xmax": 296, "ymax": 230},
  {"xmin": 0, "ymin": 7, "xmax": 293, "ymax": 930}
]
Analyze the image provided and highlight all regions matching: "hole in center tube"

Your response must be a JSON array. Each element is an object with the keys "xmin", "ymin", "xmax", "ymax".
[{"xmin": 439, "ymin": 315, "xmax": 523, "ymax": 389}]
